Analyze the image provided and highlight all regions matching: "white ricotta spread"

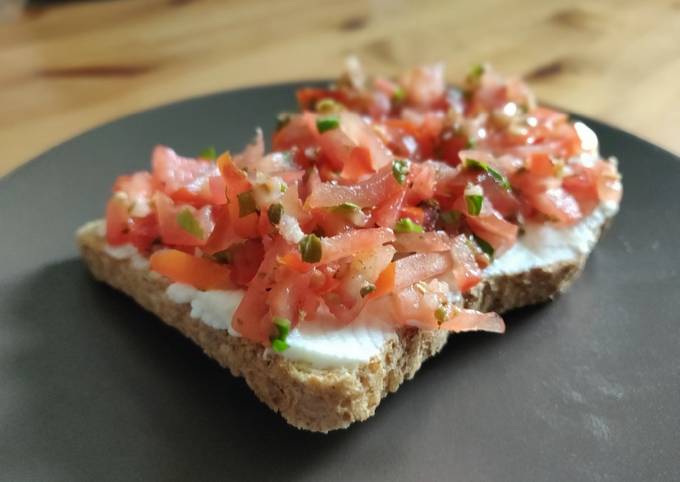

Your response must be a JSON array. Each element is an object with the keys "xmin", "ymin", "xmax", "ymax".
[
  {"xmin": 103, "ymin": 243, "xmax": 149, "ymax": 270},
  {"xmin": 283, "ymin": 305, "xmax": 397, "ymax": 368},
  {"xmin": 485, "ymin": 201, "xmax": 618, "ymax": 277},
  {"xmin": 97, "ymin": 202, "xmax": 614, "ymax": 368},
  {"xmin": 166, "ymin": 283, "xmax": 243, "ymax": 336}
]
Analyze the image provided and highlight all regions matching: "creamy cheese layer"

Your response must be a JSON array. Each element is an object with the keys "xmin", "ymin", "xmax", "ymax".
[
  {"xmin": 485, "ymin": 201, "xmax": 618, "ymax": 277},
  {"xmin": 97, "ymin": 201, "xmax": 612, "ymax": 368}
]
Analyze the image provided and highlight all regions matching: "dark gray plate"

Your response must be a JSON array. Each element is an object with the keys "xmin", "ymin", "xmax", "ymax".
[{"xmin": 1, "ymin": 82, "xmax": 679, "ymax": 482}]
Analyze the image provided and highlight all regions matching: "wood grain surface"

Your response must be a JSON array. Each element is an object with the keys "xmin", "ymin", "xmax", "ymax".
[{"xmin": 1, "ymin": 0, "xmax": 679, "ymax": 176}]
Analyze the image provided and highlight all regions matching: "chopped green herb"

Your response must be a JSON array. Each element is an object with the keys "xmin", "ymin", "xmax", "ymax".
[
  {"xmin": 273, "ymin": 317, "xmax": 291, "ymax": 338},
  {"xmin": 465, "ymin": 137, "xmax": 476, "ymax": 149},
  {"xmin": 464, "ymin": 184, "xmax": 484, "ymax": 216},
  {"xmin": 316, "ymin": 116, "xmax": 340, "ymax": 133},
  {"xmin": 316, "ymin": 98, "xmax": 343, "ymax": 114},
  {"xmin": 465, "ymin": 194, "xmax": 483, "ymax": 216},
  {"xmin": 270, "ymin": 317, "xmax": 291, "ymax": 353},
  {"xmin": 392, "ymin": 86, "xmax": 406, "ymax": 103},
  {"xmin": 276, "ymin": 113, "xmax": 292, "ymax": 131},
  {"xmin": 435, "ymin": 303, "xmax": 449, "ymax": 324},
  {"xmin": 299, "ymin": 234, "xmax": 322, "ymax": 263},
  {"xmin": 268, "ymin": 203, "xmax": 283, "ymax": 225},
  {"xmin": 394, "ymin": 218, "xmax": 424, "ymax": 233},
  {"xmin": 332, "ymin": 202, "xmax": 361, "ymax": 214},
  {"xmin": 463, "ymin": 158, "xmax": 510, "ymax": 190},
  {"xmin": 271, "ymin": 339, "xmax": 289, "ymax": 352},
  {"xmin": 237, "ymin": 190, "xmax": 258, "ymax": 217},
  {"xmin": 439, "ymin": 210, "xmax": 461, "ymax": 227},
  {"xmin": 392, "ymin": 158, "xmax": 410, "ymax": 185},
  {"xmin": 176, "ymin": 209, "xmax": 204, "ymax": 239},
  {"xmin": 199, "ymin": 146, "xmax": 217, "ymax": 160},
  {"xmin": 473, "ymin": 235, "xmax": 495, "ymax": 258},
  {"xmin": 360, "ymin": 283, "xmax": 376, "ymax": 297}
]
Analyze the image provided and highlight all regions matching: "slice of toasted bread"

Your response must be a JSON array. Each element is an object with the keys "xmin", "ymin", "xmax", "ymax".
[{"xmin": 76, "ymin": 206, "xmax": 613, "ymax": 432}]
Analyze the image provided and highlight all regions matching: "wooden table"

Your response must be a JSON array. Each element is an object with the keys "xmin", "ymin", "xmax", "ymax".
[{"xmin": 1, "ymin": 0, "xmax": 679, "ymax": 176}]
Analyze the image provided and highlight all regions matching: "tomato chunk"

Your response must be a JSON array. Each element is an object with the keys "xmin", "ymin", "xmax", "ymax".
[{"xmin": 150, "ymin": 249, "xmax": 233, "ymax": 290}]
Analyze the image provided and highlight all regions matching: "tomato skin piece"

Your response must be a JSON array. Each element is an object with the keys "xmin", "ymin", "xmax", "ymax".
[
  {"xmin": 149, "ymin": 249, "xmax": 233, "ymax": 290},
  {"xmin": 373, "ymin": 189, "xmax": 406, "ymax": 228},
  {"xmin": 155, "ymin": 192, "xmax": 215, "ymax": 246},
  {"xmin": 450, "ymin": 235, "xmax": 483, "ymax": 292},
  {"xmin": 394, "ymin": 231, "xmax": 451, "ymax": 253},
  {"xmin": 399, "ymin": 63, "xmax": 446, "ymax": 109},
  {"xmin": 277, "ymin": 252, "xmax": 312, "ymax": 273},
  {"xmin": 405, "ymin": 163, "xmax": 436, "ymax": 205},
  {"xmin": 112, "ymin": 171, "xmax": 154, "ymax": 201},
  {"xmin": 437, "ymin": 131, "xmax": 469, "ymax": 166},
  {"xmin": 105, "ymin": 194, "xmax": 131, "ymax": 246},
  {"xmin": 152, "ymin": 145, "xmax": 225, "ymax": 206},
  {"xmin": 229, "ymin": 239, "xmax": 265, "ymax": 287},
  {"xmin": 317, "ymin": 112, "xmax": 393, "ymax": 181},
  {"xmin": 203, "ymin": 206, "xmax": 241, "ymax": 255},
  {"xmin": 530, "ymin": 188, "xmax": 582, "ymax": 225},
  {"xmin": 465, "ymin": 212, "xmax": 519, "ymax": 255},
  {"xmin": 215, "ymin": 151, "xmax": 260, "ymax": 239},
  {"xmin": 368, "ymin": 262, "xmax": 396, "ymax": 300},
  {"xmin": 272, "ymin": 113, "xmax": 319, "ymax": 167},
  {"xmin": 127, "ymin": 214, "xmax": 159, "ymax": 252},
  {"xmin": 232, "ymin": 237, "xmax": 290, "ymax": 344},
  {"xmin": 320, "ymin": 228, "xmax": 396, "ymax": 264},
  {"xmin": 394, "ymin": 252, "xmax": 453, "ymax": 291},
  {"xmin": 306, "ymin": 165, "xmax": 399, "ymax": 209}
]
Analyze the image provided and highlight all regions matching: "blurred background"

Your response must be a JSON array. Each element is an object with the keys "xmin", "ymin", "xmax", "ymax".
[{"xmin": 1, "ymin": 0, "xmax": 679, "ymax": 176}]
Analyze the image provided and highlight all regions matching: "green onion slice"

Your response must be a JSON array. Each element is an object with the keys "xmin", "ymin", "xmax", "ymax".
[
  {"xmin": 473, "ymin": 235, "xmax": 495, "ymax": 258},
  {"xmin": 316, "ymin": 116, "xmax": 340, "ymax": 133},
  {"xmin": 394, "ymin": 218, "xmax": 424, "ymax": 233},
  {"xmin": 176, "ymin": 209, "xmax": 204, "ymax": 239},
  {"xmin": 392, "ymin": 158, "xmax": 410, "ymax": 185},
  {"xmin": 271, "ymin": 339, "xmax": 289, "ymax": 352},
  {"xmin": 268, "ymin": 203, "xmax": 283, "ymax": 225},
  {"xmin": 270, "ymin": 317, "xmax": 292, "ymax": 353},
  {"xmin": 299, "ymin": 234, "xmax": 323, "ymax": 263},
  {"xmin": 463, "ymin": 158, "xmax": 510, "ymax": 190}
]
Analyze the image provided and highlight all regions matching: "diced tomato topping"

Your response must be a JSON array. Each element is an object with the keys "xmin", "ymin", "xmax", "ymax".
[
  {"xmin": 394, "ymin": 252, "xmax": 453, "ymax": 291},
  {"xmin": 394, "ymin": 231, "xmax": 451, "ymax": 253},
  {"xmin": 99, "ymin": 61, "xmax": 622, "ymax": 347},
  {"xmin": 317, "ymin": 112, "xmax": 393, "ymax": 181},
  {"xmin": 450, "ymin": 235, "xmax": 483, "ymax": 292},
  {"xmin": 105, "ymin": 194, "xmax": 131, "ymax": 246},
  {"xmin": 229, "ymin": 239, "xmax": 265, "ymax": 287},
  {"xmin": 321, "ymin": 228, "xmax": 395, "ymax": 264},
  {"xmin": 152, "ymin": 146, "xmax": 226, "ymax": 206}
]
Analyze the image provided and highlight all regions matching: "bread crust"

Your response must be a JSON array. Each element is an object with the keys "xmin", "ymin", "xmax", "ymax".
[{"xmin": 76, "ymin": 219, "xmax": 604, "ymax": 432}]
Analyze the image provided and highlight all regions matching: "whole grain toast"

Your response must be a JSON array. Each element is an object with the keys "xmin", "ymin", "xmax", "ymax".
[{"xmin": 76, "ymin": 214, "xmax": 612, "ymax": 432}]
